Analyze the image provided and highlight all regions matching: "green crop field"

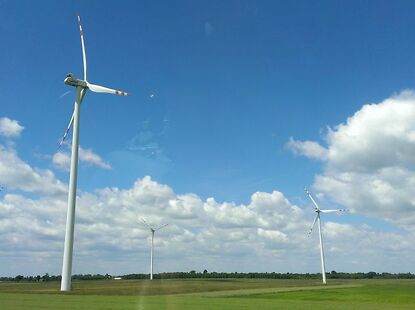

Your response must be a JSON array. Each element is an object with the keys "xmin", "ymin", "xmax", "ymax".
[{"xmin": 1, "ymin": 278, "xmax": 414, "ymax": 309}]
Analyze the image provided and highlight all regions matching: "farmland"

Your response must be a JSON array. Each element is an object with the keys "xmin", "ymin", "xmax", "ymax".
[{"xmin": 1, "ymin": 278, "xmax": 415, "ymax": 309}]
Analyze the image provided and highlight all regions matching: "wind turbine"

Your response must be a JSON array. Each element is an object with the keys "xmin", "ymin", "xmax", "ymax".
[
  {"xmin": 60, "ymin": 15, "xmax": 128, "ymax": 292},
  {"xmin": 304, "ymin": 188, "xmax": 347, "ymax": 284},
  {"xmin": 140, "ymin": 219, "xmax": 168, "ymax": 280}
]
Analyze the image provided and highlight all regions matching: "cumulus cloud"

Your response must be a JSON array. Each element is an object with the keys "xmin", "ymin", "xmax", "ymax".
[
  {"xmin": 0, "ymin": 117, "xmax": 24, "ymax": 138},
  {"xmin": 0, "ymin": 141, "xmax": 314, "ymax": 275},
  {"xmin": 52, "ymin": 152, "xmax": 70, "ymax": 170},
  {"xmin": 286, "ymin": 137, "xmax": 328, "ymax": 160},
  {"xmin": 325, "ymin": 90, "xmax": 415, "ymax": 173},
  {"xmin": 1, "ymin": 134, "xmax": 414, "ymax": 275},
  {"xmin": 289, "ymin": 90, "xmax": 415, "ymax": 230},
  {"xmin": 53, "ymin": 146, "xmax": 111, "ymax": 171},
  {"xmin": 1, "ymin": 115, "xmax": 414, "ymax": 276},
  {"xmin": 79, "ymin": 147, "xmax": 111, "ymax": 169},
  {"xmin": 0, "ymin": 145, "xmax": 66, "ymax": 196},
  {"xmin": 2, "ymin": 171, "xmax": 413, "ymax": 275},
  {"xmin": 257, "ymin": 228, "xmax": 288, "ymax": 243},
  {"xmin": 2, "ymin": 174, "xmax": 308, "ymax": 274}
]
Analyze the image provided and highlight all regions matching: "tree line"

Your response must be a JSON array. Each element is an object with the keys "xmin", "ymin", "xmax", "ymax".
[{"xmin": 1, "ymin": 271, "xmax": 415, "ymax": 282}]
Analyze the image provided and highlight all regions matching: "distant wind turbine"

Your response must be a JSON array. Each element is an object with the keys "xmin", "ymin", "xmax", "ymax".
[
  {"xmin": 140, "ymin": 218, "xmax": 168, "ymax": 280},
  {"xmin": 304, "ymin": 188, "xmax": 347, "ymax": 284},
  {"xmin": 60, "ymin": 15, "xmax": 128, "ymax": 292}
]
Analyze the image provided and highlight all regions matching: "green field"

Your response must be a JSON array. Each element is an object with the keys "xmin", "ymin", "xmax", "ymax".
[{"xmin": 1, "ymin": 278, "xmax": 414, "ymax": 309}]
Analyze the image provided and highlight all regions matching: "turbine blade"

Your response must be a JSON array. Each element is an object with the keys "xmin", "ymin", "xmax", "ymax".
[
  {"xmin": 320, "ymin": 208, "xmax": 348, "ymax": 215},
  {"xmin": 58, "ymin": 88, "xmax": 85, "ymax": 148},
  {"xmin": 87, "ymin": 82, "xmax": 128, "ymax": 96},
  {"xmin": 77, "ymin": 15, "xmax": 87, "ymax": 81},
  {"xmin": 155, "ymin": 223, "xmax": 168, "ymax": 231},
  {"xmin": 304, "ymin": 188, "xmax": 320, "ymax": 211},
  {"xmin": 58, "ymin": 111, "xmax": 75, "ymax": 148},
  {"xmin": 80, "ymin": 87, "xmax": 87, "ymax": 100},
  {"xmin": 308, "ymin": 214, "xmax": 319, "ymax": 235},
  {"xmin": 140, "ymin": 218, "xmax": 152, "ymax": 229}
]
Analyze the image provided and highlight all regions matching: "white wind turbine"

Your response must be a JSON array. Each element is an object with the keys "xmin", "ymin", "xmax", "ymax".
[
  {"xmin": 60, "ymin": 15, "xmax": 128, "ymax": 292},
  {"xmin": 140, "ymin": 219, "xmax": 168, "ymax": 280},
  {"xmin": 304, "ymin": 188, "xmax": 347, "ymax": 284}
]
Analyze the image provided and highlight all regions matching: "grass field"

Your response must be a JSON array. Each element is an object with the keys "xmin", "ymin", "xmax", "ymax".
[{"xmin": 1, "ymin": 278, "xmax": 415, "ymax": 309}]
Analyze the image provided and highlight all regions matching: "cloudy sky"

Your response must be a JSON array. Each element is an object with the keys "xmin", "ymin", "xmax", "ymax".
[{"xmin": 2, "ymin": 0, "xmax": 415, "ymax": 276}]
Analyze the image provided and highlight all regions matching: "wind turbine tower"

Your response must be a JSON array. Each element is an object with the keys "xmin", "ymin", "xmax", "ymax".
[
  {"xmin": 304, "ymin": 188, "xmax": 347, "ymax": 284},
  {"xmin": 60, "ymin": 15, "xmax": 128, "ymax": 292},
  {"xmin": 141, "ymin": 219, "xmax": 168, "ymax": 280}
]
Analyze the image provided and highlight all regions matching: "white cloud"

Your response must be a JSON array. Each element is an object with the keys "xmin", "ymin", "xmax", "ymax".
[
  {"xmin": 79, "ymin": 147, "xmax": 111, "ymax": 170},
  {"xmin": 1, "ymin": 114, "xmax": 415, "ymax": 276},
  {"xmin": 0, "ymin": 117, "xmax": 24, "ymax": 138},
  {"xmin": 52, "ymin": 152, "xmax": 71, "ymax": 170},
  {"xmin": 53, "ymin": 146, "xmax": 111, "ymax": 171},
  {"xmin": 1, "ymin": 166, "xmax": 414, "ymax": 275},
  {"xmin": 0, "ymin": 145, "xmax": 66, "ymax": 196},
  {"xmin": 286, "ymin": 137, "xmax": 328, "ymax": 160},
  {"xmin": 257, "ymin": 228, "xmax": 288, "ymax": 243},
  {"xmin": 289, "ymin": 90, "xmax": 415, "ymax": 231},
  {"xmin": 325, "ymin": 90, "xmax": 415, "ymax": 173}
]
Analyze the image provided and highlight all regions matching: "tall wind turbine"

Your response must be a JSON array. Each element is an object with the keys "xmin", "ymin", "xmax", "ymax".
[
  {"xmin": 60, "ymin": 15, "xmax": 128, "ymax": 292},
  {"xmin": 140, "ymin": 219, "xmax": 168, "ymax": 280},
  {"xmin": 304, "ymin": 188, "xmax": 347, "ymax": 284}
]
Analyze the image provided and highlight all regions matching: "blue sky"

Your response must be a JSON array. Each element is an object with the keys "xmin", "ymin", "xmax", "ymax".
[{"xmin": 2, "ymin": 1, "xmax": 415, "ymax": 275}]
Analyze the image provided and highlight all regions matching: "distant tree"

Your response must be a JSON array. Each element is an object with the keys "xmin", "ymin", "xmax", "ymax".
[
  {"xmin": 3, "ymin": 271, "xmax": 415, "ymax": 282},
  {"xmin": 42, "ymin": 273, "xmax": 50, "ymax": 282},
  {"xmin": 15, "ymin": 275, "xmax": 24, "ymax": 282},
  {"xmin": 367, "ymin": 271, "xmax": 377, "ymax": 279}
]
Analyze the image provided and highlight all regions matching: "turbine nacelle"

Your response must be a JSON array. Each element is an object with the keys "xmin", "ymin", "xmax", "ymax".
[
  {"xmin": 64, "ymin": 73, "xmax": 128, "ymax": 96},
  {"xmin": 64, "ymin": 73, "xmax": 87, "ymax": 88}
]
